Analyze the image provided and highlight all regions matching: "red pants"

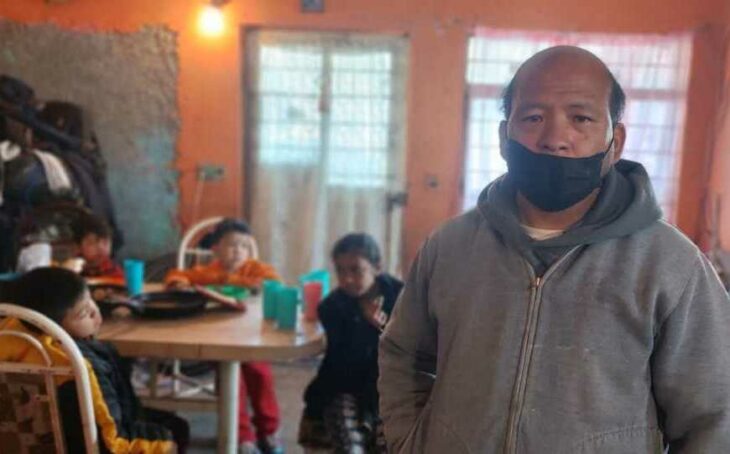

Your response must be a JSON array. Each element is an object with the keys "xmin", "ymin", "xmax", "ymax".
[{"xmin": 238, "ymin": 362, "xmax": 280, "ymax": 443}]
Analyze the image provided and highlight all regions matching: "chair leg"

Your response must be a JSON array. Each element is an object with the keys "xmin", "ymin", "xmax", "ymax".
[
  {"xmin": 172, "ymin": 360, "xmax": 181, "ymax": 395},
  {"xmin": 171, "ymin": 373, "xmax": 217, "ymax": 397},
  {"xmin": 149, "ymin": 359, "xmax": 159, "ymax": 398}
]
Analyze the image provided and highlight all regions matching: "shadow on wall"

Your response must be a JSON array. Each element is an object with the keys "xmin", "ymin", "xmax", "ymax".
[{"xmin": 0, "ymin": 20, "xmax": 181, "ymax": 259}]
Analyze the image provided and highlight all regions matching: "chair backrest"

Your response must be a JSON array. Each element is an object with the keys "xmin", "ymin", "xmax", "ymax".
[
  {"xmin": 0, "ymin": 303, "xmax": 97, "ymax": 454},
  {"xmin": 176, "ymin": 216, "xmax": 259, "ymax": 270}
]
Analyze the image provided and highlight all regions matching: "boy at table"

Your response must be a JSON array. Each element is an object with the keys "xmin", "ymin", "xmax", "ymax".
[
  {"xmin": 3, "ymin": 267, "xmax": 190, "ymax": 453},
  {"xmin": 72, "ymin": 213, "xmax": 123, "ymax": 282},
  {"xmin": 165, "ymin": 218, "xmax": 283, "ymax": 454}
]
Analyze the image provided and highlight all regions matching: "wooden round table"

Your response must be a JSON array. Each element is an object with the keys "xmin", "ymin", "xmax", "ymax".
[{"xmin": 99, "ymin": 295, "xmax": 324, "ymax": 454}]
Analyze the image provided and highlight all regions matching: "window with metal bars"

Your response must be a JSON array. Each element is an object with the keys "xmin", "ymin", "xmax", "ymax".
[
  {"xmin": 463, "ymin": 30, "xmax": 692, "ymax": 220},
  {"xmin": 249, "ymin": 32, "xmax": 406, "ymax": 189}
]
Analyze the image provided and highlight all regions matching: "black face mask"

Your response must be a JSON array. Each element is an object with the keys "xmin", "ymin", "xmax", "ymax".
[{"xmin": 505, "ymin": 138, "xmax": 612, "ymax": 212}]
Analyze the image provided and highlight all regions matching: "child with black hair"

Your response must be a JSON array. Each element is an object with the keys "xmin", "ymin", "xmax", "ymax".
[
  {"xmin": 165, "ymin": 219, "xmax": 278, "ymax": 290},
  {"xmin": 72, "ymin": 213, "xmax": 123, "ymax": 280},
  {"xmin": 2, "ymin": 267, "xmax": 189, "ymax": 453},
  {"xmin": 299, "ymin": 233, "xmax": 403, "ymax": 453},
  {"xmin": 165, "ymin": 218, "xmax": 283, "ymax": 454}
]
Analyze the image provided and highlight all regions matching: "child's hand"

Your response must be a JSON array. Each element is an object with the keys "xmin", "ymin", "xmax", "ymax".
[
  {"xmin": 193, "ymin": 285, "xmax": 247, "ymax": 312},
  {"xmin": 166, "ymin": 280, "xmax": 189, "ymax": 290},
  {"xmin": 360, "ymin": 296, "xmax": 388, "ymax": 331},
  {"xmin": 60, "ymin": 258, "xmax": 85, "ymax": 273}
]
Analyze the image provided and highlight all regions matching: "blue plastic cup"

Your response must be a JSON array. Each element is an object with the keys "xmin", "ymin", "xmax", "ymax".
[
  {"xmin": 262, "ymin": 280, "xmax": 282, "ymax": 320},
  {"xmin": 123, "ymin": 259, "xmax": 145, "ymax": 296},
  {"xmin": 276, "ymin": 287, "xmax": 299, "ymax": 330}
]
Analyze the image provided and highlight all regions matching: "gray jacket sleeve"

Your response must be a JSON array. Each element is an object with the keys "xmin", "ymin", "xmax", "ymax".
[
  {"xmin": 378, "ymin": 238, "xmax": 438, "ymax": 453},
  {"xmin": 651, "ymin": 253, "xmax": 730, "ymax": 452}
]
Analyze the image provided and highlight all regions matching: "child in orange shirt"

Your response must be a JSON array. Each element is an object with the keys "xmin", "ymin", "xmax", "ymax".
[
  {"xmin": 165, "ymin": 219, "xmax": 282, "ymax": 454},
  {"xmin": 165, "ymin": 219, "xmax": 277, "ymax": 289}
]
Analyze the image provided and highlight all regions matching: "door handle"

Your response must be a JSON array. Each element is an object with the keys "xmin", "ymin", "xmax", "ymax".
[{"xmin": 386, "ymin": 191, "xmax": 408, "ymax": 210}]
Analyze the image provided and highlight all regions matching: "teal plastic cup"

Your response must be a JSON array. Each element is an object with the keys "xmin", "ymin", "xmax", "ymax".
[
  {"xmin": 276, "ymin": 287, "xmax": 299, "ymax": 330},
  {"xmin": 123, "ymin": 259, "xmax": 145, "ymax": 296},
  {"xmin": 262, "ymin": 280, "xmax": 282, "ymax": 320}
]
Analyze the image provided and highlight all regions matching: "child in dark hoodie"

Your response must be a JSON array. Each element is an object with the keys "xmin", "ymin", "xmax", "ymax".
[
  {"xmin": 299, "ymin": 233, "xmax": 403, "ymax": 453},
  {"xmin": 11, "ymin": 267, "xmax": 189, "ymax": 453}
]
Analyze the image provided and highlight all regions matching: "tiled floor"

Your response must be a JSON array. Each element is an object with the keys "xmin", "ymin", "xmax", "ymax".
[{"xmin": 183, "ymin": 359, "xmax": 319, "ymax": 453}]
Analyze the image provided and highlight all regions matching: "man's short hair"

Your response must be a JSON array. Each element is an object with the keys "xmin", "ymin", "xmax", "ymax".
[{"xmin": 501, "ymin": 66, "xmax": 626, "ymax": 125}]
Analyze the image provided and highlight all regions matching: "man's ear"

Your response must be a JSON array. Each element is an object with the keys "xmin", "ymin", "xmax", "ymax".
[
  {"xmin": 611, "ymin": 122, "xmax": 626, "ymax": 163},
  {"xmin": 499, "ymin": 121, "xmax": 508, "ymax": 160}
]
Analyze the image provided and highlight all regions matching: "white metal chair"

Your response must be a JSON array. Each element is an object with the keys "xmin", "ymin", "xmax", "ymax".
[
  {"xmin": 142, "ymin": 217, "xmax": 259, "ymax": 411},
  {"xmin": 0, "ymin": 303, "xmax": 98, "ymax": 453},
  {"xmin": 176, "ymin": 216, "xmax": 224, "ymax": 271}
]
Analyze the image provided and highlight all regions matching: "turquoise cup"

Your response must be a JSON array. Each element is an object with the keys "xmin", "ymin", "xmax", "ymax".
[
  {"xmin": 262, "ymin": 280, "xmax": 282, "ymax": 320},
  {"xmin": 123, "ymin": 259, "xmax": 144, "ymax": 296},
  {"xmin": 276, "ymin": 287, "xmax": 299, "ymax": 330}
]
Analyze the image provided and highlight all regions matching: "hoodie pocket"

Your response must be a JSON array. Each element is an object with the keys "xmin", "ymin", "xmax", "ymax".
[
  {"xmin": 399, "ymin": 401, "xmax": 471, "ymax": 454},
  {"xmin": 576, "ymin": 426, "xmax": 663, "ymax": 454}
]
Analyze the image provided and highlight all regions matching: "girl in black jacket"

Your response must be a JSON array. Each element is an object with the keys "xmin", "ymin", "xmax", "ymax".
[{"xmin": 299, "ymin": 233, "xmax": 403, "ymax": 453}]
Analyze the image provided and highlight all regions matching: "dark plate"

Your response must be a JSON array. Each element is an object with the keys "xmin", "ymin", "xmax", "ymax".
[{"xmin": 97, "ymin": 290, "xmax": 207, "ymax": 319}]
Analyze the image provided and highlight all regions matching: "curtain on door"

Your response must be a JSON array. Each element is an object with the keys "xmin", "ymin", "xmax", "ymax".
[{"xmin": 245, "ymin": 30, "xmax": 408, "ymax": 282}]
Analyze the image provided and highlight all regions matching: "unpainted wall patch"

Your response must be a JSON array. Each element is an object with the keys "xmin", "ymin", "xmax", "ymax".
[{"xmin": 0, "ymin": 20, "xmax": 181, "ymax": 259}]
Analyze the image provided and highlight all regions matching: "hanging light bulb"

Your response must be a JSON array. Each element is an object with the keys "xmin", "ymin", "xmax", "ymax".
[{"xmin": 198, "ymin": 2, "xmax": 226, "ymax": 37}]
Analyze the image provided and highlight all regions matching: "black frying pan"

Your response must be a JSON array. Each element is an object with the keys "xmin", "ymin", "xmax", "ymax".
[{"xmin": 96, "ymin": 290, "xmax": 208, "ymax": 319}]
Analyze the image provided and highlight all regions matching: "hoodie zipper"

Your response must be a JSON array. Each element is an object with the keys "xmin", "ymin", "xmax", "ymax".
[{"xmin": 503, "ymin": 247, "xmax": 580, "ymax": 454}]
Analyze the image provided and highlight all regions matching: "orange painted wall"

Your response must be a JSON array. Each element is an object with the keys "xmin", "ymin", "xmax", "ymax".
[
  {"xmin": 676, "ymin": 27, "xmax": 728, "ymax": 248},
  {"xmin": 704, "ymin": 11, "xmax": 730, "ymax": 250},
  {"xmin": 1, "ymin": 0, "xmax": 728, "ymax": 265}
]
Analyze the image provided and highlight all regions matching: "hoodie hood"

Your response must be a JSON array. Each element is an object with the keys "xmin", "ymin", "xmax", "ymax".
[{"xmin": 478, "ymin": 159, "xmax": 662, "ymax": 273}]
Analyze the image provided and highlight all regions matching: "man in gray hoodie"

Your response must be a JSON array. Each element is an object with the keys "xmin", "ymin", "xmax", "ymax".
[{"xmin": 379, "ymin": 46, "xmax": 730, "ymax": 453}]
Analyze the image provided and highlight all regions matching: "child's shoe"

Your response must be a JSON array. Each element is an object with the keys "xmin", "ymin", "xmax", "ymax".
[
  {"xmin": 257, "ymin": 435, "xmax": 284, "ymax": 454},
  {"xmin": 238, "ymin": 441, "xmax": 261, "ymax": 454}
]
